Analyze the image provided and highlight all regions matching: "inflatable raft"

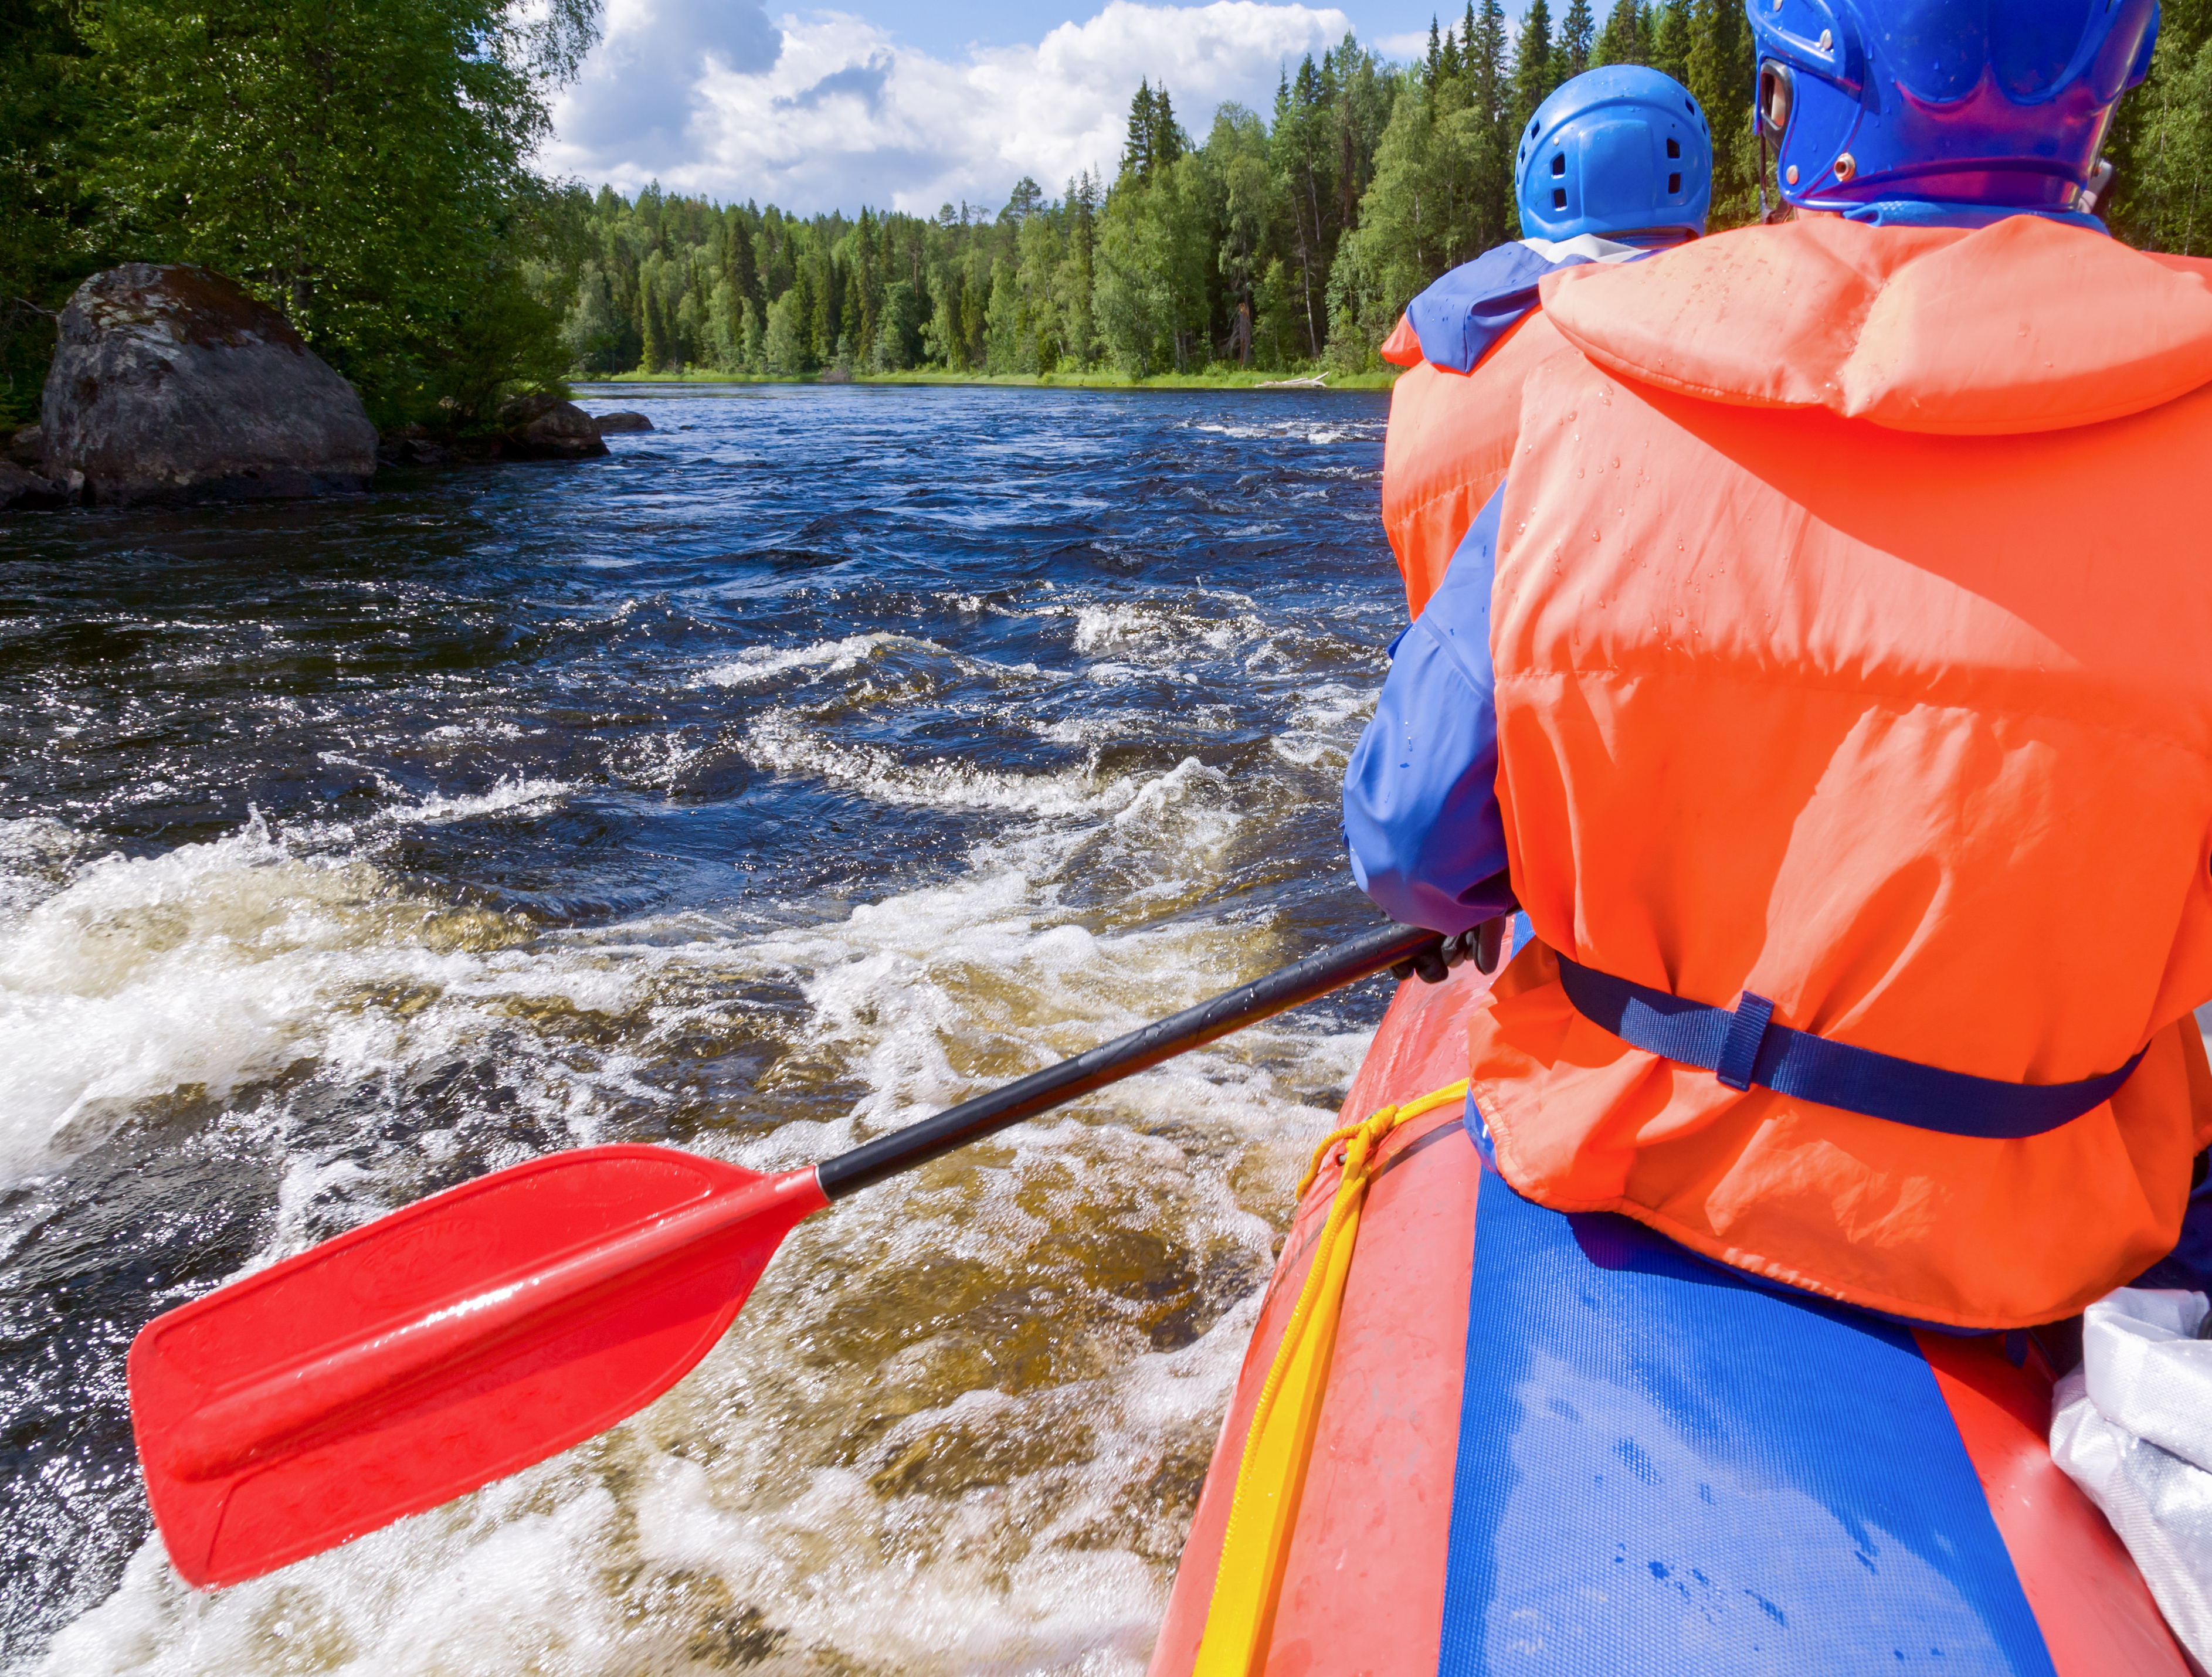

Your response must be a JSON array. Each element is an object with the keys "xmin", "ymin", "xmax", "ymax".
[{"xmin": 1151, "ymin": 923, "xmax": 2192, "ymax": 1676}]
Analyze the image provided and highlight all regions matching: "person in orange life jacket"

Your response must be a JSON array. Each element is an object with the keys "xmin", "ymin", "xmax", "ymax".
[
  {"xmin": 1378, "ymin": 66, "xmax": 1712, "ymax": 622},
  {"xmin": 1351, "ymin": 64, "xmax": 1712, "ymax": 944},
  {"xmin": 1346, "ymin": 0, "xmax": 2212, "ymax": 1332}
]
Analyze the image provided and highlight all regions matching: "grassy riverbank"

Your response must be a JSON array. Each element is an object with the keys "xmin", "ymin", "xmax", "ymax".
[{"xmin": 591, "ymin": 366, "xmax": 1400, "ymax": 392}]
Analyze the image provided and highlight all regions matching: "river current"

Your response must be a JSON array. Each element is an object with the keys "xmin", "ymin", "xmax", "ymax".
[{"xmin": 0, "ymin": 384, "xmax": 1407, "ymax": 1673}]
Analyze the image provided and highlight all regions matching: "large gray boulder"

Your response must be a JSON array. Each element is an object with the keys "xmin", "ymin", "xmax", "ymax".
[{"xmin": 39, "ymin": 264, "xmax": 377, "ymax": 504}]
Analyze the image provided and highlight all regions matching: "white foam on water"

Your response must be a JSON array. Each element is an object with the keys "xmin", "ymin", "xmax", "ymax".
[
  {"xmin": 0, "ymin": 810, "xmax": 636, "ymax": 1184},
  {"xmin": 384, "ymin": 776, "xmax": 573, "ymax": 826},
  {"xmin": 420, "ymin": 721, "xmax": 527, "ymax": 743},
  {"xmin": 701, "ymin": 633, "xmax": 929, "ymax": 688},
  {"xmin": 1185, "ymin": 418, "xmax": 1381, "ymax": 447},
  {"xmin": 744, "ymin": 708, "xmax": 1146, "ymax": 819},
  {"xmin": 1270, "ymin": 680, "xmax": 1375, "ymax": 772},
  {"xmin": 32, "ymin": 702, "xmax": 1378, "ymax": 1675},
  {"xmin": 1070, "ymin": 603, "xmax": 1262, "ymax": 663}
]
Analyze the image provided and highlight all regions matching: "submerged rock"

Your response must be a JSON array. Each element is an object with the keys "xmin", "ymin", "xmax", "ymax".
[
  {"xmin": 40, "ymin": 264, "xmax": 377, "ymax": 504},
  {"xmin": 497, "ymin": 393, "xmax": 608, "ymax": 460},
  {"xmin": 592, "ymin": 410, "xmax": 653, "ymax": 433},
  {"xmin": 377, "ymin": 423, "xmax": 453, "ymax": 468},
  {"xmin": 0, "ymin": 459, "xmax": 69, "ymax": 511}
]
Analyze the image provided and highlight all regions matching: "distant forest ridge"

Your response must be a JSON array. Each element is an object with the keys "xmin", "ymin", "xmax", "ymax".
[
  {"xmin": 5, "ymin": 0, "xmax": 2208, "ymax": 430},
  {"xmin": 544, "ymin": 0, "xmax": 2212, "ymax": 381}
]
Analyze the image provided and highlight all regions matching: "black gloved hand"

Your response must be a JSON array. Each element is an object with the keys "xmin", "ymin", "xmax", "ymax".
[{"xmin": 1390, "ymin": 916, "xmax": 1508, "ymax": 985}]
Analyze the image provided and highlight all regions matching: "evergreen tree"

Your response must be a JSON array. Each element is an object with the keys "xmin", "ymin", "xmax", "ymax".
[
  {"xmin": 1685, "ymin": 0, "xmax": 1755, "ymax": 219},
  {"xmin": 1593, "ymin": 0, "xmax": 1648, "ymax": 66},
  {"xmin": 1329, "ymin": 33, "xmax": 1397, "ymax": 232},
  {"xmin": 1470, "ymin": 0, "xmax": 1514, "ymax": 245},
  {"xmin": 1648, "ymin": 1, "xmax": 1692, "ymax": 87},
  {"xmin": 639, "ymin": 287, "xmax": 664, "ymax": 372},
  {"xmin": 790, "ymin": 256, "xmax": 819, "ymax": 369},
  {"xmin": 726, "ymin": 212, "xmax": 762, "ymax": 320},
  {"xmin": 1154, "ymin": 86, "xmax": 1186, "ymax": 171},
  {"xmin": 1514, "ymin": 0, "xmax": 1558, "ymax": 133},
  {"xmin": 1559, "ymin": 0, "xmax": 1595, "ymax": 79},
  {"xmin": 1123, "ymin": 80, "xmax": 1158, "ymax": 182},
  {"xmin": 812, "ymin": 251, "xmax": 842, "ymax": 366},
  {"xmin": 851, "ymin": 208, "xmax": 880, "ymax": 363}
]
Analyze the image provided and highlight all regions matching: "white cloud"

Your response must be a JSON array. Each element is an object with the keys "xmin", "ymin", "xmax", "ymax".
[{"xmin": 543, "ymin": 1, "xmax": 1355, "ymax": 214}]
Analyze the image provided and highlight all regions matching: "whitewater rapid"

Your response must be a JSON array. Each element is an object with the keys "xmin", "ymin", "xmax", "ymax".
[{"xmin": 0, "ymin": 385, "xmax": 1406, "ymax": 1674}]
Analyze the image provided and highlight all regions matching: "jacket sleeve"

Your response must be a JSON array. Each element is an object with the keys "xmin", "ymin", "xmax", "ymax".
[{"xmin": 1342, "ymin": 481, "xmax": 1515, "ymax": 935}]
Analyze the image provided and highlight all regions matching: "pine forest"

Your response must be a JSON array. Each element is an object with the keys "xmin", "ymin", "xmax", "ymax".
[{"xmin": 7, "ymin": 0, "xmax": 2212, "ymax": 422}]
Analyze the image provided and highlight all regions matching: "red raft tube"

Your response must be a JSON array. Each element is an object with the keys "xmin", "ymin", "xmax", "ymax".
[{"xmin": 1151, "ymin": 924, "xmax": 2191, "ymax": 1677}]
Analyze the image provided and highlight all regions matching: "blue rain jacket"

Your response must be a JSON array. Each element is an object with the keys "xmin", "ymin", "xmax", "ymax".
[
  {"xmin": 1344, "ymin": 483, "xmax": 1514, "ymax": 935},
  {"xmin": 1342, "ymin": 236, "xmax": 1644, "ymax": 934}
]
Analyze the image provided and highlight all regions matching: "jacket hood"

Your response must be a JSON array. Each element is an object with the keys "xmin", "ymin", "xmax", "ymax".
[
  {"xmin": 1391, "ymin": 237, "xmax": 1644, "ymax": 373},
  {"xmin": 1536, "ymin": 215, "xmax": 2212, "ymax": 435}
]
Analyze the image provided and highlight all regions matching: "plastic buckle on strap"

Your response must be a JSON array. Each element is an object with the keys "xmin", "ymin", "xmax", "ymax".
[{"xmin": 1715, "ymin": 992, "xmax": 1775, "ymax": 1092}]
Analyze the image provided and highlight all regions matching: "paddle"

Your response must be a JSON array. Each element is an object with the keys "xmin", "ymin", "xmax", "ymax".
[{"xmin": 128, "ymin": 918, "xmax": 1443, "ymax": 1589}]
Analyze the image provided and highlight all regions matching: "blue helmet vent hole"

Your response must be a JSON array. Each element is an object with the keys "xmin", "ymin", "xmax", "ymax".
[
  {"xmin": 1551, "ymin": 153, "xmax": 1566, "ymax": 176},
  {"xmin": 1669, "ymin": 172, "xmax": 1682, "ymax": 193},
  {"xmin": 1552, "ymin": 188, "xmax": 1568, "ymax": 209},
  {"xmin": 1667, "ymin": 137, "xmax": 1681, "ymax": 158}
]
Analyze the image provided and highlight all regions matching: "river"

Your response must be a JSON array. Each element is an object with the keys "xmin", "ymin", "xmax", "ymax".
[{"xmin": 0, "ymin": 383, "xmax": 1407, "ymax": 1674}]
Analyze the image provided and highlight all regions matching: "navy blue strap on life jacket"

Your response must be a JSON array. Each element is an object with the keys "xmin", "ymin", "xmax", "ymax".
[{"xmin": 1554, "ymin": 955, "xmax": 2145, "ymax": 1139}]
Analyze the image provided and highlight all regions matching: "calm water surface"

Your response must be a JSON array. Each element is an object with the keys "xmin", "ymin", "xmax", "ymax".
[{"xmin": 0, "ymin": 382, "xmax": 1406, "ymax": 1673}]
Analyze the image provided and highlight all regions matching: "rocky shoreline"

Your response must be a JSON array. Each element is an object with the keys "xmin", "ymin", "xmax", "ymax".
[{"xmin": 3, "ymin": 265, "xmax": 635, "ymax": 514}]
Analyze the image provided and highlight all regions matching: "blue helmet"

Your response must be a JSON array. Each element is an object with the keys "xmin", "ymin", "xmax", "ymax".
[
  {"xmin": 1515, "ymin": 66, "xmax": 1714, "ymax": 245},
  {"xmin": 1749, "ymin": 0, "xmax": 2161, "ymax": 213}
]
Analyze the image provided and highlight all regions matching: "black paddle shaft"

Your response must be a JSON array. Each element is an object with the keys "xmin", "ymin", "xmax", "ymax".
[{"xmin": 815, "ymin": 920, "xmax": 1443, "ymax": 1200}]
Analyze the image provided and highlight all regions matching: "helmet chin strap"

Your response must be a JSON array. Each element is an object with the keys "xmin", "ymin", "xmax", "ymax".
[
  {"xmin": 1759, "ymin": 133, "xmax": 1793, "ymax": 225},
  {"xmin": 1755, "ymin": 61, "xmax": 1793, "ymax": 226}
]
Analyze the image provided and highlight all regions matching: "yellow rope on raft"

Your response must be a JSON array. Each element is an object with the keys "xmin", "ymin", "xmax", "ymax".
[{"xmin": 1192, "ymin": 1077, "xmax": 1471, "ymax": 1677}]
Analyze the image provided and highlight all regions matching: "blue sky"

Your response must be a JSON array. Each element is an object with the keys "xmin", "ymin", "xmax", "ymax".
[{"xmin": 544, "ymin": 2, "xmax": 1453, "ymax": 216}]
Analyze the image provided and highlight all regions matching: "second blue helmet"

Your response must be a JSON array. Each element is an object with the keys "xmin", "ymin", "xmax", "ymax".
[{"xmin": 1515, "ymin": 66, "xmax": 1714, "ymax": 244}]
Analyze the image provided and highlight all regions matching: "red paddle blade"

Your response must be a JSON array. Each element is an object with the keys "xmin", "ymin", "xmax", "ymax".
[{"xmin": 128, "ymin": 1144, "xmax": 829, "ymax": 1588}]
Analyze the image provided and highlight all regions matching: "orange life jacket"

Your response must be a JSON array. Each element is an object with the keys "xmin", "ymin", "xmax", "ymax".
[
  {"xmin": 1380, "ymin": 311, "xmax": 1572, "ymax": 619},
  {"xmin": 1468, "ymin": 214, "xmax": 2212, "ymax": 1330}
]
